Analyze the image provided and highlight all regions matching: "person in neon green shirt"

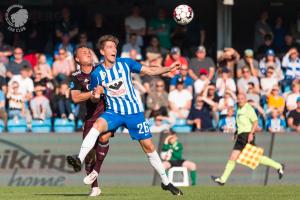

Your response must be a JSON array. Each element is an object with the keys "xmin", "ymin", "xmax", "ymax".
[
  {"xmin": 212, "ymin": 93, "xmax": 285, "ymax": 185},
  {"xmin": 161, "ymin": 133, "xmax": 197, "ymax": 185}
]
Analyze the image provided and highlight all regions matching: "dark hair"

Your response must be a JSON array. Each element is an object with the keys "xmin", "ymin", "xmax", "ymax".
[
  {"xmin": 264, "ymin": 34, "xmax": 273, "ymax": 41},
  {"xmin": 97, "ymin": 35, "xmax": 119, "ymax": 50},
  {"xmin": 21, "ymin": 65, "xmax": 31, "ymax": 71},
  {"xmin": 248, "ymin": 82, "xmax": 255, "ymax": 87},
  {"xmin": 74, "ymin": 44, "xmax": 90, "ymax": 59},
  {"xmin": 129, "ymin": 33, "xmax": 137, "ymax": 38}
]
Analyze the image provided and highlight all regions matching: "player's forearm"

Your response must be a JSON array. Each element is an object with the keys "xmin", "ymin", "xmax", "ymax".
[
  {"xmin": 250, "ymin": 120, "xmax": 258, "ymax": 135},
  {"xmin": 71, "ymin": 91, "xmax": 92, "ymax": 103},
  {"xmin": 143, "ymin": 65, "xmax": 171, "ymax": 76}
]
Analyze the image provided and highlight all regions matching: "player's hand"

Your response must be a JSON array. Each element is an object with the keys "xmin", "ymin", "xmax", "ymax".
[
  {"xmin": 248, "ymin": 133, "xmax": 254, "ymax": 143},
  {"xmin": 93, "ymin": 86, "xmax": 104, "ymax": 98},
  {"xmin": 169, "ymin": 61, "xmax": 181, "ymax": 71}
]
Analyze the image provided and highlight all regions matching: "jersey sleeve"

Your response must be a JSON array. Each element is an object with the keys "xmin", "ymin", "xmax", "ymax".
[
  {"xmin": 123, "ymin": 58, "xmax": 142, "ymax": 73},
  {"xmin": 90, "ymin": 70, "xmax": 101, "ymax": 91},
  {"xmin": 69, "ymin": 75, "xmax": 82, "ymax": 91},
  {"xmin": 248, "ymin": 105, "xmax": 258, "ymax": 122}
]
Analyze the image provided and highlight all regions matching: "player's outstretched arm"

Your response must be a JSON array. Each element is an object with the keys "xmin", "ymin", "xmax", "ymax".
[
  {"xmin": 71, "ymin": 90, "xmax": 93, "ymax": 103},
  {"xmin": 140, "ymin": 61, "xmax": 181, "ymax": 76}
]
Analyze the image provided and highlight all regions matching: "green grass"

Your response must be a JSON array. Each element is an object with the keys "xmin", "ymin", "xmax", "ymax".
[{"xmin": 1, "ymin": 186, "xmax": 300, "ymax": 200}]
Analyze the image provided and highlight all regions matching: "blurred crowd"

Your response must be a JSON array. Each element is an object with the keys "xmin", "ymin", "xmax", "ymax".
[{"xmin": 0, "ymin": 6, "xmax": 299, "ymax": 133}]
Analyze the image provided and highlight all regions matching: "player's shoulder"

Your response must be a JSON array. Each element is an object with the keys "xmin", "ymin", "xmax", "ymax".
[
  {"xmin": 71, "ymin": 69, "xmax": 82, "ymax": 77},
  {"xmin": 116, "ymin": 57, "xmax": 135, "ymax": 64}
]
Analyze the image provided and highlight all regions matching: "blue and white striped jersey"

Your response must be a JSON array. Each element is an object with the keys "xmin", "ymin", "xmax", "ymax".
[{"xmin": 90, "ymin": 57, "xmax": 144, "ymax": 115}]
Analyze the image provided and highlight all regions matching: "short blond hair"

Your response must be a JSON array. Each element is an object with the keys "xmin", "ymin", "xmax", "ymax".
[{"xmin": 97, "ymin": 35, "xmax": 119, "ymax": 50}]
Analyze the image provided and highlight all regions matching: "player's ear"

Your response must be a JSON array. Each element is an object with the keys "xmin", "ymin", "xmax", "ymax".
[
  {"xmin": 75, "ymin": 57, "xmax": 79, "ymax": 64},
  {"xmin": 100, "ymin": 49, "xmax": 104, "ymax": 56}
]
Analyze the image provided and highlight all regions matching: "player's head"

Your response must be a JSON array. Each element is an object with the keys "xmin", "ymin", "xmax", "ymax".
[
  {"xmin": 74, "ymin": 45, "xmax": 93, "ymax": 66},
  {"xmin": 237, "ymin": 93, "xmax": 247, "ymax": 107},
  {"xmin": 98, "ymin": 35, "xmax": 119, "ymax": 64}
]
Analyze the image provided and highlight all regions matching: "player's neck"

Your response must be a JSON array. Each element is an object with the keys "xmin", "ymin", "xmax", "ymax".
[
  {"xmin": 103, "ymin": 59, "xmax": 115, "ymax": 68},
  {"xmin": 81, "ymin": 65, "xmax": 93, "ymax": 74}
]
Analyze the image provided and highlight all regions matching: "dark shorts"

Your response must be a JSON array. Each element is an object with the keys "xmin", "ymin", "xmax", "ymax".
[
  {"xmin": 169, "ymin": 160, "xmax": 186, "ymax": 167},
  {"xmin": 233, "ymin": 132, "xmax": 256, "ymax": 151}
]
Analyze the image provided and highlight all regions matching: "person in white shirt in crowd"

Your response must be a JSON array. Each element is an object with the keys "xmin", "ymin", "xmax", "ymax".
[
  {"xmin": 260, "ymin": 66, "xmax": 279, "ymax": 96},
  {"xmin": 124, "ymin": 4, "xmax": 146, "ymax": 47},
  {"xmin": 282, "ymin": 48, "xmax": 300, "ymax": 88},
  {"xmin": 218, "ymin": 90, "xmax": 237, "ymax": 118},
  {"xmin": 219, "ymin": 106, "xmax": 236, "ymax": 133},
  {"xmin": 194, "ymin": 68, "xmax": 210, "ymax": 96},
  {"xmin": 8, "ymin": 65, "xmax": 34, "ymax": 100},
  {"xmin": 216, "ymin": 67, "xmax": 236, "ymax": 97},
  {"xmin": 168, "ymin": 78, "xmax": 192, "ymax": 120},
  {"xmin": 121, "ymin": 33, "xmax": 142, "ymax": 60},
  {"xmin": 30, "ymin": 85, "xmax": 52, "ymax": 120},
  {"xmin": 237, "ymin": 66, "xmax": 260, "ymax": 94},
  {"xmin": 236, "ymin": 49, "xmax": 259, "ymax": 78},
  {"xmin": 7, "ymin": 81, "xmax": 25, "ymax": 120},
  {"xmin": 259, "ymin": 49, "xmax": 284, "ymax": 81},
  {"xmin": 266, "ymin": 108, "xmax": 286, "ymax": 133},
  {"xmin": 284, "ymin": 80, "xmax": 300, "ymax": 112}
]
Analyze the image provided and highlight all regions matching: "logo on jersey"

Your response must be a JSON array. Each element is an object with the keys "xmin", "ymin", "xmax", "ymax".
[
  {"xmin": 84, "ymin": 78, "xmax": 89, "ymax": 83},
  {"xmin": 100, "ymin": 71, "xmax": 106, "ymax": 80},
  {"xmin": 106, "ymin": 78, "xmax": 127, "ymax": 97}
]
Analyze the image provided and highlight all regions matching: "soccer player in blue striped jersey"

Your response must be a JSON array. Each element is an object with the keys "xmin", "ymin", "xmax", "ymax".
[{"xmin": 67, "ymin": 35, "xmax": 183, "ymax": 195}]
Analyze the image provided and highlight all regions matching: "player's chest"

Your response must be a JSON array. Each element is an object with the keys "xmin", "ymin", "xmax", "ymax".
[{"xmin": 77, "ymin": 75, "xmax": 91, "ymax": 91}]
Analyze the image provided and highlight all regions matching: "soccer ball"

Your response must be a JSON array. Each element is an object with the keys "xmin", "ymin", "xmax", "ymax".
[{"xmin": 173, "ymin": 4, "xmax": 194, "ymax": 25}]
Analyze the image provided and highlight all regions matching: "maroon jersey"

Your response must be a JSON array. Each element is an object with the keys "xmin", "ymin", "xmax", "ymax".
[{"xmin": 70, "ymin": 67, "xmax": 105, "ymax": 121}]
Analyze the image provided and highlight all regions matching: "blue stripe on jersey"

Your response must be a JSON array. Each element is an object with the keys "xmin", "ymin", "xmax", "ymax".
[
  {"xmin": 123, "ymin": 62, "xmax": 144, "ymax": 112},
  {"xmin": 114, "ymin": 63, "xmax": 133, "ymax": 114},
  {"xmin": 105, "ymin": 67, "xmax": 123, "ymax": 114},
  {"xmin": 99, "ymin": 65, "xmax": 114, "ymax": 111},
  {"xmin": 121, "ymin": 62, "xmax": 140, "ymax": 113}
]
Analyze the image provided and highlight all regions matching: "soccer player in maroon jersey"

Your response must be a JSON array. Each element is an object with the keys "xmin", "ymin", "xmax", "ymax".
[{"xmin": 69, "ymin": 45, "xmax": 112, "ymax": 196}]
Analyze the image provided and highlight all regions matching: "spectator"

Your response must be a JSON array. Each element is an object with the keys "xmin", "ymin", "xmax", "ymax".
[
  {"xmin": 217, "ymin": 47, "xmax": 240, "ymax": 77},
  {"xmin": 6, "ymin": 47, "xmax": 32, "ymax": 78},
  {"xmin": 188, "ymin": 46, "xmax": 215, "ymax": 81},
  {"xmin": 170, "ymin": 64, "xmax": 193, "ymax": 93},
  {"xmin": 147, "ymin": 79, "xmax": 168, "ymax": 116},
  {"xmin": 0, "ymin": 31, "xmax": 12, "ymax": 66},
  {"xmin": 54, "ymin": 34, "xmax": 75, "ymax": 58},
  {"xmin": 218, "ymin": 90, "xmax": 236, "ymax": 118},
  {"xmin": 281, "ymin": 33, "xmax": 300, "ymax": 55},
  {"xmin": 30, "ymin": 85, "xmax": 52, "ymax": 120},
  {"xmin": 248, "ymin": 99, "xmax": 266, "ymax": 131},
  {"xmin": 161, "ymin": 134, "xmax": 197, "ymax": 186},
  {"xmin": 219, "ymin": 106, "xmax": 236, "ymax": 133},
  {"xmin": 90, "ymin": 13, "xmax": 111, "ymax": 49},
  {"xmin": 34, "ymin": 54, "xmax": 52, "ymax": 79},
  {"xmin": 266, "ymin": 108, "xmax": 286, "ymax": 133},
  {"xmin": 148, "ymin": 8, "xmax": 175, "ymax": 49},
  {"xmin": 237, "ymin": 66, "xmax": 260, "ymax": 94},
  {"xmin": 7, "ymin": 81, "xmax": 25, "ymax": 120},
  {"xmin": 52, "ymin": 48, "xmax": 75, "ymax": 83},
  {"xmin": 0, "ymin": 88, "xmax": 7, "ymax": 125},
  {"xmin": 237, "ymin": 49, "xmax": 259, "ymax": 78},
  {"xmin": 125, "ymin": 4, "xmax": 146, "ymax": 47},
  {"xmin": 267, "ymin": 84, "xmax": 285, "ymax": 114},
  {"xmin": 246, "ymin": 82, "xmax": 261, "ymax": 106},
  {"xmin": 194, "ymin": 68, "xmax": 210, "ymax": 96},
  {"xmin": 187, "ymin": 95, "xmax": 214, "ymax": 131},
  {"xmin": 146, "ymin": 36, "xmax": 168, "ymax": 57},
  {"xmin": 258, "ymin": 49, "xmax": 283, "ymax": 80},
  {"xmin": 290, "ymin": 10, "xmax": 300, "ymax": 45},
  {"xmin": 282, "ymin": 48, "xmax": 300, "ymax": 87},
  {"xmin": 285, "ymin": 81, "xmax": 300, "ymax": 112},
  {"xmin": 260, "ymin": 66, "xmax": 279, "ymax": 96},
  {"xmin": 168, "ymin": 78, "xmax": 192, "ymax": 120},
  {"xmin": 150, "ymin": 115, "xmax": 170, "ymax": 133},
  {"xmin": 202, "ymin": 84, "xmax": 220, "ymax": 112},
  {"xmin": 164, "ymin": 47, "xmax": 188, "ymax": 78},
  {"xmin": 273, "ymin": 16, "xmax": 287, "ymax": 50},
  {"xmin": 8, "ymin": 65, "xmax": 34, "ymax": 99},
  {"xmin": 257, "ymin": 34, "xmax": 277, "ymax": 58},
  {"xmin": 216, "ymin": 67, "xmax": 236, "ymax": 97},
  {"xmin": 254, "ymin": 11, "xmax": 273, "ymax": 51},
  {"xmin": 76, "ymin": 32, "xmax": 93, "ymax": 49},
  {"xmin": 55, "ymin": 7, "xmax": 78, "ymax": 41},
  {"xmin": 121, "ymin": 33, "xmax": 142, "ymax": 60},
  {"xmin": 287, "ymin": 97, "xmax": 300, "ymax": 132},
  {"xmin": 55, "ymin": 82, "xmax": 74, "ymax": 120}
]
